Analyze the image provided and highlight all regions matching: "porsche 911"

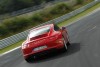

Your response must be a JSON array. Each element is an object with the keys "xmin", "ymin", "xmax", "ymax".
[{"xmin": 21, "ymin": 24, "xmax": 70, "ymax": 62}]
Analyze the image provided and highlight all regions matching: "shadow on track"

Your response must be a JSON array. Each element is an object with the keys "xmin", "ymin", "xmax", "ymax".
[{"xmin": 28, "ymin": 43, "xmax": 80, "ymax": 63}]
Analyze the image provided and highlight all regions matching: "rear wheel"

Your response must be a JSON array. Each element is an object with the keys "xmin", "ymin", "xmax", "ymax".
[
  {"xmin": 25, "ymin": 58, "xmax": 31, "ymax": 62},
  {"xmin": 25, "ymin": 56, "xmax": 36, "ymax": 62},
  {"xmin": 67, "ymin": 41, "xmax": 70, "ymax": 46}
]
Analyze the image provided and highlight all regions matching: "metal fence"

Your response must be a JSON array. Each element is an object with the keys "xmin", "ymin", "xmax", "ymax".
[
  {"xmin": 0, "ymin": 0, "xmax": 67, "ymax": 22},
  {"xmin": 0, "ymin": 1, "xmax": 99, "ymax": 49}
]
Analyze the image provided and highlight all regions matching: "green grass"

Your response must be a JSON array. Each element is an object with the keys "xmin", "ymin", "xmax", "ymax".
[
  {"xmin": 0, "ymin": 3, "xmax": 100, "ymax": 54},
  {"xmin": 57, "ymin": 3, "xmax": 100, "ymax": 27}
]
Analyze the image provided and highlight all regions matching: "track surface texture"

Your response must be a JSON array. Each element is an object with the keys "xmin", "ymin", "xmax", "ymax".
[{"xmin": 0, "ymin": 9, "xmax": 100, "ymax": 67}]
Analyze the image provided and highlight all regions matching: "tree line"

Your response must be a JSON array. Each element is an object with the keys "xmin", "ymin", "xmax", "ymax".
[{"xmin": 0, "ymin": 0, "xmax": 54, "ymax": 14}]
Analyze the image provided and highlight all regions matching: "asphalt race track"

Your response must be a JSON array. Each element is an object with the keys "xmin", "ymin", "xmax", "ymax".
[{"xmin": 0, "ymin": 8, "xmax": 100, "ymax": 67}]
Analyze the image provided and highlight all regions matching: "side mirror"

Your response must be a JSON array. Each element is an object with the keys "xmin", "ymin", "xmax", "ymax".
[{"xmin": 62, "ymin": 27, "xmax": 66, "ymax": 30}]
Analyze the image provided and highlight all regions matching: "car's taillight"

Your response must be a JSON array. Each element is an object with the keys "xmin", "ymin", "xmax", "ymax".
[
  {"xmin": 55, "ymin": 38, "xmax": 63, "ymax": 44},
  {"xmin": 32, "ymin": 39, "xmax": 46, "ymax": 45}
]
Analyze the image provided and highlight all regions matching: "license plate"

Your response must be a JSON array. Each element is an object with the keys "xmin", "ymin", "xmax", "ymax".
[{"xmin": 33, "ymin": 46, "xmax": 47, "ymax": 51}]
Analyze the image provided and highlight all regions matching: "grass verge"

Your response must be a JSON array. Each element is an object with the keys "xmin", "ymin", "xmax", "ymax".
[
  {"xmin": 0, "ymin": 40, "xmax": 24, "ymax": 54},
  {"xmin": 57, "ymin": 3, "xmax": 100, "ymax": 27},
  {"xmin": 0, "ymin": 3, "xmax": 100, "ymax": 54}
]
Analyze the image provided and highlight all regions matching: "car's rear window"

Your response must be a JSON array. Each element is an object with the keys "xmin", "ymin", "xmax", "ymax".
[
  {"xmin": 28, "ymin": 26, "xmax": 50, "ymax": 39},
  {"xmin": 54, "ymin": 25, "xmax": 60, "ymax": 31}
]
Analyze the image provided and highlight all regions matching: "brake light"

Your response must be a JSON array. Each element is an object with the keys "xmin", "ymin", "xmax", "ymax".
[
  {"xmin": 32, "ymin": 39, "xmax": 46, "ymax": 44},
  {"xmin": 55, "ymin": 38, "xmax": 63, "ymax": 44}
]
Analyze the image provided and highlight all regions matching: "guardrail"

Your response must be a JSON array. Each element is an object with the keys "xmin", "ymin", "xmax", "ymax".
[
  {"xmin": 0, "ymin": 1, "xmax": 99, "ymax": 49},
  {"xmin": 0, "ymin": 0, "xmax": 67, "ymax": 22}
]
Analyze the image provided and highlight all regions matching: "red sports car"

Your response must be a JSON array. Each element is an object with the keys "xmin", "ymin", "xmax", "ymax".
[{"xmin": 21, "ymin": 24, "xmax": 70, "ymax": 62}]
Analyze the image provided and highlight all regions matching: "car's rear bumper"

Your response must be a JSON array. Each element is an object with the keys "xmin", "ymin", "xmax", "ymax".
[
  {"xmin": 27, "ymin": 48, "xmax": 57, "ymax": 59},
  {"xmin": 23, "ymin": 44, "xmax": 64, "ymax": 59}
]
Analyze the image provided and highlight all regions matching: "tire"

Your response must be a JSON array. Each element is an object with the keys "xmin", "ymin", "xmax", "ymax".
[
  {"xmin": 62, "ymin": 37, "xmax": 68, "ymax": 51},
  {"xmin": 25, "ymin": 58, "xmax": 31, "ymax": 62},
  {"xmin": 67, "ymin": 41, "xmax": 70, "ymax": 46},
  {"xmin": 25, "ymin": 56, "xmax": 35, "ymax": 63}
]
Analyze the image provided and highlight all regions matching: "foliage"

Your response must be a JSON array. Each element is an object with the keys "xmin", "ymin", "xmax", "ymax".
[
  {"xmin": 0, "ymin": 0, "xmax": 90, "ymax": 39},
  {"xmin": 31, "ymin": 13, "xmax": 44, "ymax": 22},
  {"xmin": 0, "ymin": 0, "xmax": 55, "ymax": 14},
  {"xmin": 50, "ymin": 3, "xmax": 71, "ymax": 14},
  {"xmin": 3, "ymin": 17, "xmax": 30, "ymax": 32},
  {"xmin": 0, "ymin": 25, "xmax": 8, "ymax": 36},
  {"xmin": 77, "ymin": 0, "xmax": 83, "ymax": 4}
]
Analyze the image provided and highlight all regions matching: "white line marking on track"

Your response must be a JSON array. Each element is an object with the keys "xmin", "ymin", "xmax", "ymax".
[
  {"xmin": 88, "ymin": 26, "xmax": 96, "ymax": 31},
  {"xmin": 0, "ymin": 46, "xmax": 21, "ymax": 56}
]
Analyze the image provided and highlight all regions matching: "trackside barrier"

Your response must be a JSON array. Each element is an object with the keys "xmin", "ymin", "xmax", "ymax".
[{"xmin": 0, "ymin": 1, "xmax": 99, "ymax": 49}]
